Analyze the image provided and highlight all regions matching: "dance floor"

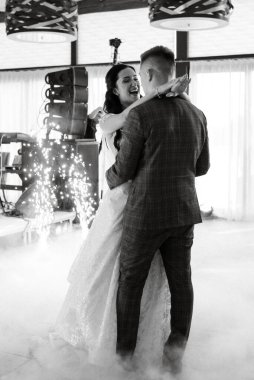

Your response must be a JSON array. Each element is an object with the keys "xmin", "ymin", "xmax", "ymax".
[{"xmin": 0, "ymin": 218, "xmax": 253, "ymax": 380}]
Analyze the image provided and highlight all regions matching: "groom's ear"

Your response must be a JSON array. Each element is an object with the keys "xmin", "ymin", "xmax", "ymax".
[{"xmin": 147, "ymin": 68, "xmax": 153, "ymax": 82}]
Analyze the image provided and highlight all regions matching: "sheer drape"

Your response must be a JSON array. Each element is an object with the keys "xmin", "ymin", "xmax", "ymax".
[
  {"xmin": 0, "ymin": 64, "xmax": 138, "ymax": 202},
  {"xmin": 0, "ymin": 64, "xmax": 138, "ymax": 136},
  {"xmin": 0, "ymin": 66, "xmax": 109, "ymax": 137},
  {"xmin": 1, "ymin": 62, "xmax": 254, "ymax": 220},
  {"xmin": 190, "ymin": 59, "xmax": 254, "ymax": 221},
  {"xmin": 0, "ymin": 69, "xmax": 50, "ymax": 136},
  {"xmin": 86, "ymin": 65, "xmax": 109, "ymax": 113},
  {"xmin": 0, "ymin": 69, "xmax": 54, "ymax": 203}
]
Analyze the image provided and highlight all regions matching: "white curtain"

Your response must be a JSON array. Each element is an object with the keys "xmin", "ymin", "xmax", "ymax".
[
  {"xmin": 0, "ymin": 64, "xmax": 138, "ymax": 202},
  {"xmin": 0, "ymin": 64, "xmax": 139, "ymax": 136},
  {"xmin": 0, "ymin": 69, "xmax": 51, "ymax": 202},
  {"xmin": 190, "ymin": 59, "xmax": 254, "ymax": 221},
  {"xmin": 86, "ymin": 65, "xmax": 110, "ymax": 114},
  {"xmin": 1, "ymin": 62, "xmax": 254, "ymax": 220},
  {"xmin": 0, "ymin": 69, "xmax": 51, "ymax": 136}
]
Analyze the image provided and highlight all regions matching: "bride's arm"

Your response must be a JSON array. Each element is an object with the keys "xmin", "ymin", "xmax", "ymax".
[
  {"xmin": 100, "ymin": 75, "xmax": 190, "ymax": 134},
  {"xmin": 99, "ymin": 111, "xmax": 127, "ymax": 135},
  {"xmin": 99, "ymin": 88, "xmax": 161, "ymax": 134}
]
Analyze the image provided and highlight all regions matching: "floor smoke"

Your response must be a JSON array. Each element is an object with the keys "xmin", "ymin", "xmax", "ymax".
[{"xmin": 0, "ymin": 219, "xmax": 254, "ymax": 380}]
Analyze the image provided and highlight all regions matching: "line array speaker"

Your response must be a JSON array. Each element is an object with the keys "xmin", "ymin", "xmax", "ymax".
[{"xmin": 44, "ymin": 67, "xmax": 88, "ymax": 137}]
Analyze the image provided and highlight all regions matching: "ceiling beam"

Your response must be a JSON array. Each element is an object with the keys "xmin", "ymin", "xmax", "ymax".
[{"xmin": 77, "ymin": 0, "xmax": 148, "ymax": 14}]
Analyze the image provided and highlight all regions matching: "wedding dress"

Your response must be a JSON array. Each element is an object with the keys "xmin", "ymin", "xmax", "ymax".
[{"xmin": 55, "ymin": 129, "xmax": 171, "ymax": 368}]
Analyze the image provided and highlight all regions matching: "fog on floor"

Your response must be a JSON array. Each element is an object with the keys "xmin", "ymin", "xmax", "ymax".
[{"xmin": 0, "ymin": 219, "xmax": 254, "ymax": 380}]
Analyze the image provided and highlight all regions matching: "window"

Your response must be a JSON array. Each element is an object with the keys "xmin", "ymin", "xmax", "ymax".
[{"xmin": 190, "ymin": 60, "xmax": 254, "ymax": 220}]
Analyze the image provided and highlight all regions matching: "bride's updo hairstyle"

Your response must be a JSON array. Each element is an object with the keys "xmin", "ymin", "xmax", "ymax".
[{"xmin": 103, "ymin": 63, "xmax": 136, "ymax": 150}]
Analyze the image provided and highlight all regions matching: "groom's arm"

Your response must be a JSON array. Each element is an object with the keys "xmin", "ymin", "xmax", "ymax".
[
  {"xmin": 106, "ymin": 109, "xmax": 145, "ymax": 189},
  {"xmin": 195, "ymin": 116, "xmax": 210, "ymax": 177}
]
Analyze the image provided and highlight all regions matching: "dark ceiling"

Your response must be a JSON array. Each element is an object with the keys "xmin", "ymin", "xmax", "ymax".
[
  {"xmin": 0, "ymin": 0, "xmax": 148, "ymax": 22},
  {"xmin": 78, "ymin": 0, "xmax": 147, "ymax": 13}
]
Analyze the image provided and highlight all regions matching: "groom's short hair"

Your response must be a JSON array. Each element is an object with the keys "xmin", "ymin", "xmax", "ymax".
[{"xmin": 140, "ymin": 46, "xmax": 175, "ymax": 76}]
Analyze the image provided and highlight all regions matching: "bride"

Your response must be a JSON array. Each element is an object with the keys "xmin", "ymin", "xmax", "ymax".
[{"xmin": 54, "ymin": 63, "xmax": 190, "ymax": 368}]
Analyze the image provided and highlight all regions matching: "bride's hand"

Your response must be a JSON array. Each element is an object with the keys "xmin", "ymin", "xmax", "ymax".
[
  {"xmin": 89, "ymin": 107, "xmax": 104, "ymax": 124},
  {"xmin": 157, "ymin": 74, "xmax": 191, "ymax": 98},
  {"xmin": 168, "ymin": 74, "xmax": 191, "ymax": 97}
]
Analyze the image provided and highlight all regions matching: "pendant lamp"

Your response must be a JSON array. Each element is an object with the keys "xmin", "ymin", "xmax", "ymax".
[
  {"xmin": 5, "ymin": 0, "xmax": 78, "ymax": 43},
  {"xmin": 149, "ymin": 0, "xmax": 234, "ymax": 31}
]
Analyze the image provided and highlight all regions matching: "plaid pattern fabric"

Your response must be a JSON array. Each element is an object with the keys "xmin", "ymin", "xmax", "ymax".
[
  {"xmin": 106, "ymin": 96, "xmax": 210, "ymax": 230},
  {"xmin": 106, "ymin": 96, "xmax": 209, "ymax": 355},
  {"xmin": 116, "ymin": 224, "xmax": 194, "ymax": 355}
]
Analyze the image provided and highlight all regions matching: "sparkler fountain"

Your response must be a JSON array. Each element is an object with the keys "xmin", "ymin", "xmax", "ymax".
[{"xmin": 15, "ymin": 67, "xmax": 98, "ymax": 239}]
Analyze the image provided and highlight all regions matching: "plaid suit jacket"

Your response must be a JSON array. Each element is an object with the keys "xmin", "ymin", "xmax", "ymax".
[{"xmin": 106, "ymin": 96, "xmax": 210, "ymax": 230}]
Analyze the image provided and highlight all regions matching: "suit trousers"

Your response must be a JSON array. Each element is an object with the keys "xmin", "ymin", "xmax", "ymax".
[{"xmin": 116, "ymin": 224, "xmax": 194, "ymax": 357}]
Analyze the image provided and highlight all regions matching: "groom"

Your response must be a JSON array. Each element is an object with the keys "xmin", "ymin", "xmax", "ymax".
[{"xmin": 106, "ymin": 46, "xmax": 210, "ymax": 373}]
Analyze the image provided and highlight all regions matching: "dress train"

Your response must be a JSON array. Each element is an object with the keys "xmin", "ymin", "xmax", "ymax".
[{"xmin": 55, "ymin": 142, "xmax": 171, "ymax": 367}]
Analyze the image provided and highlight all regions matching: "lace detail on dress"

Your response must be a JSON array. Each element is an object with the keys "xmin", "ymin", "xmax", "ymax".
[{"xmin": 134, "ymin": 253, "xmax": 171, "ymax": 367}]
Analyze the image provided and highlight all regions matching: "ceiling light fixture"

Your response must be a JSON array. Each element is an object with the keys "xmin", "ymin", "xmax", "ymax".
[
  {"xmin": 5, "ymin": 0, "xmax": 78, "ymax": 43},
  {"xmin": 149, "ymin": 0, "xmax": 234, "ymax": 31}
]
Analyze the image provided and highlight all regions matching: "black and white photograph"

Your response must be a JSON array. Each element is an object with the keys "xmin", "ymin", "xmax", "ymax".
[{"xmin": 0, "ymin": 1, "xmax": 253, "ymax": 379}]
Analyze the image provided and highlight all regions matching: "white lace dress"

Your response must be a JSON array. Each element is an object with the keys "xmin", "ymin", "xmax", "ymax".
[{"xmin": 55, "ymin": 129, "xmax": 171, "ymax": 368}]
